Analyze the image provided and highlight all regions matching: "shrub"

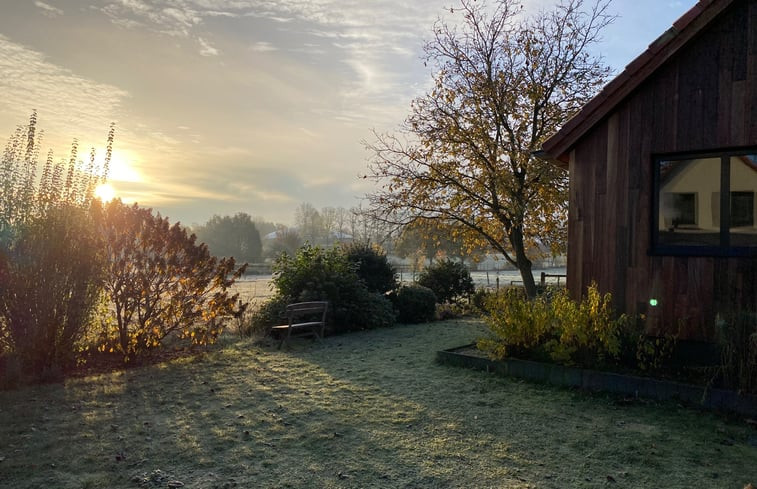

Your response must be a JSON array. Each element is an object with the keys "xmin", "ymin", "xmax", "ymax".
[
  {"xmin": 471, "ymin": 287, "xmax": 495, "ymax": 313},
  {"xmin": 715, "ymin": 311, "xmax": 757, "ymax": 394},
  {"xmin": 0, "ymin": 207, "xmax": 103, "ymax": 379},
  {"xmin": 417, "ymin": 259, "xmax": 474, "ymax": 304},
  {"xmin": 96, "ymin": 200, "xmax": 245, "ymax": 361},
  {"xmin": 271, "ymin": 245, "xmax": 395, "ymax": 333},
  {"xmin": 546, "ymin": 285, "xmax": 624, "ymax": 365},
  {"xmin": 348, "ymin": 292, "xmax": 396, "ymax": 330},
  {"xmin": 239, "ymin": 295, "xmax": 291, "ymax": 338},
  {"xmin": 0, "ymin": 113, "xmax": 113, "ymax": 381},
  {"xmin": 343, "ymin": 242, "xmax": 397, "ymax": 293},
  {"xmin": 478, "ymin": 287, "xmax": 554, "ymax": 360},
  {"xmin": 478, "ymin": 283, "xmax": 628, "ymax": 367},
  {"xmin": 273, "ymin": 245, "xmax": 354, "ymax": 301},
  {"xmin": 0, "ymin": 208, "xmax": 102, "ymax": 378},
  {"xmin": 391, "ymin": 285, "xmax": 437, "ymax": 324},
  {"xmin": 436, "ymin": 303, "xmax": 464, "ymax": 321}
]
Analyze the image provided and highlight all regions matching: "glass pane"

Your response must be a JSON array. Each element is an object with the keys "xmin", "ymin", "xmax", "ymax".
[
  {"xmin": 729, "ymin": 155, "xmax": 757, "ymax": 246},
  {"xmin": 658, "ymin": 158, "xmax": 721, "ymax": 246}
]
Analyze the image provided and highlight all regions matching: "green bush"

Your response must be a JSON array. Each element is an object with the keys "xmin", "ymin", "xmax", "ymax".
[
  {"xmin": 271, "ymin": 245, "xmax": 396, "ymax": 333},
  {"xmin": 240, "ymin": 295, "xmax": 291, "ymax": 337},
  {"xmin": 349, "ymin": 292, "xmax": 396, "ymax": 330},
  {"xmin": 343, "ymin": 242, "xmax": 397, "ymax": 293},
  {"xmin": 471, "ymin": 288, "xmax": 495, "ymax": 313},
  {"xmin": 417, "ymin": 259, "xmax": 474, "ymax": 304},
  {"xmin": 478, "ymin": 283, "xmax": 628, "ymax": 368},
  {"xmin": 391, "ymin": 285, "xmax": 437, "ymax": 324}
]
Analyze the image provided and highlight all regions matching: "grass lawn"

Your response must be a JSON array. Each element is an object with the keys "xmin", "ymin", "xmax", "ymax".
[{"xmin": 1, "ymin": 319, "xmax": 756, "ymax": 488}]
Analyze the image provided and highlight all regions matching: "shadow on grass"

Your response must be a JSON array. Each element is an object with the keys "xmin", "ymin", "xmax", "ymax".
[{"xmin": 1, "ymin": 319, "xmax": 755, "ymax": 488}]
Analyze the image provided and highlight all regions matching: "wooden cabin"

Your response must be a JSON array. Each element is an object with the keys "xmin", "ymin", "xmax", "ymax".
[{"xmin": 537, "ymin": 0, "xmax": 757, "ymax": 340}]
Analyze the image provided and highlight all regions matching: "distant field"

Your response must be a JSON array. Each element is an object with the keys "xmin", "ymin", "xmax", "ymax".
[
  {"xmin": 235, "ymin": 268, "xmax": 568, "ymax": 302},
  {"xmin": 1, "ymin": 319, "xmax": 755, "ymax": 488},
  {"xmin": 232, "ymin": 275, "xmax": 274, "ymax": 303}
]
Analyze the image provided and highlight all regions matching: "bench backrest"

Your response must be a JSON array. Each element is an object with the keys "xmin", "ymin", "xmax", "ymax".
[{"xmin": 286, "ymin": 301, "xmax": 328, "ymax": 324}]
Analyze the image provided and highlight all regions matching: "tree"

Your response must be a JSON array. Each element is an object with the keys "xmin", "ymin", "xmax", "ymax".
[
  {"xmin": 364, "ymin": 0, "xmax": 612, "ymax": 297},
  {"xmin": 252, "ymin": 216, "xmax": 281, "ymax": 239},
  {"xmin": 97, "ymin": 200, "xmax": 245, "ymax": 361},
  {"xmin": 395, "ymin": 220, "xmax": 487, "ymax": 265},
  {"xmin": 264, "ymin": 226, "xmax": 303, "ymax": 259},
  {"xmin": 349, "ymin": 205, "xmax": 396, "ymax": 248},
  {"xmin": 193, "ymin": 212, "xmax": 263, "ymax": 264},
  {"xmin": 294, "ymin": 202, "xmax": 323, "ymax": 243}
]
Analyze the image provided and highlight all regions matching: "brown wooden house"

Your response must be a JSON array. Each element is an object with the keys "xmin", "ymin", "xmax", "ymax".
[{"xmin": 537, "ymin": 0, "xmax": 757, "ymax": 340}]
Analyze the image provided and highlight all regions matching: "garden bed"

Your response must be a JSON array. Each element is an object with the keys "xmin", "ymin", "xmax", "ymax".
[{"xmin": 437, "ymin": 344, "xmax": 757, "ymax": 417}]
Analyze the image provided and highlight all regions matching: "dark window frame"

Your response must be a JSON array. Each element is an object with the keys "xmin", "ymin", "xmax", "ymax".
[{"xmin": 651, "ymin": 147, "xmax": 757, "ymax": 257}]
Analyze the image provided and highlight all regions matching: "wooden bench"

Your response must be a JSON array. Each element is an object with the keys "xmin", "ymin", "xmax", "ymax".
[{"xmin": 270, "ymin": 301, "xmax": 328, "ymax": 349}]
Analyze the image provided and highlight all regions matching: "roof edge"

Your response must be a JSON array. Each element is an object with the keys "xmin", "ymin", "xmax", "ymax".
[{"xmin": 537, "ymin": 0, "xmax": 733, "ymax": 163}]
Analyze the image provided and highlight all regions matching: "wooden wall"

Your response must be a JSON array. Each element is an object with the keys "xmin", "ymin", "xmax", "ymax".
[{"xmin": 568, "ymin": 0, "xmax": 757, "ymax": 340}]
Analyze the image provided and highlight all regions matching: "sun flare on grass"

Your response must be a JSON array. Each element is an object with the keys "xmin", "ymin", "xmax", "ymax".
[{"xmin": 94, "ymin": 183, "xmax": 116, "ymax": 202}]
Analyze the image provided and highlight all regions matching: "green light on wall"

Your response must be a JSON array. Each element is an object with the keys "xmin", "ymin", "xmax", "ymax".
[{"xmin": 649, "ymin": 298, "xmax": 659, "ymax": 307}]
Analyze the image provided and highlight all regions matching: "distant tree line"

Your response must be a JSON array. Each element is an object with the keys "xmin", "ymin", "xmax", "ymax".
[
  {"xmin": 192, "ymin": 213, "xmax": 263, "ymax": 264},
  {"xmin": 192, "ymin": 203, "xmax": 402, "ymax": 264}
]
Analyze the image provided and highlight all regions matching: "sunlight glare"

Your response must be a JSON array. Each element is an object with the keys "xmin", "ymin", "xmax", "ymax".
[
  {"xmin": 94, "ymin": 183, "xmax": 116, "ymax": 202},
  {"xmin": 106, "ymin": 150, "xmax": 142, "ymax": 183}
]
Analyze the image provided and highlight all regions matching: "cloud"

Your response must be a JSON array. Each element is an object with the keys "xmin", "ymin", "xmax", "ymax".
[
  {"xmin": 94, "ymin": 0, "xmax": 444, "ymax": 125},
  {"xmin": 0, "ymin": 35, "xmax": 128, "ymax": 148},
  {"xmin": 250, "ymin": 41, "xmax": 276, "ymax": 52},
  {"xmin": 198, "ymin": 36, "xmax": 220, "ymax": 56},
  {"xmin": 34, "ymin": 1, "xmax": 64, "ymax": 17}
]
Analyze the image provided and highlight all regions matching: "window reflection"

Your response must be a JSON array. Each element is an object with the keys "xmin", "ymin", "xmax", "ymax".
[
  {"xmin": 656, "ymin": 153, "xmax": 757, "ymax": 250},
  {"xmin": 658, "ymin": 157, "xmax": 720, "ymax": 246},
  {"xmin": 730, "ymin": 155, "xmax": 757, "ymax": 246}
]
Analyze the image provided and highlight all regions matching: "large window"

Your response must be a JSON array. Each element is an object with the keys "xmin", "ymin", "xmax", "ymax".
[{"xmin": 653, "ymin": 149, "xmax": 757, "ymax": 255}]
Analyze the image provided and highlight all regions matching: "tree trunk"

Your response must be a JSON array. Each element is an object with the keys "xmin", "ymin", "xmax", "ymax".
[{"xmin": 510, "ymin": 227, "xmax": 537, "ymax": 298}]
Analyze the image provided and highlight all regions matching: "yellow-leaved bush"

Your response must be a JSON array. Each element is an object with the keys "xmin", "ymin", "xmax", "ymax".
[{"xmin": 478, "ymin": 283, "xmax": 628, "ymax": 367}]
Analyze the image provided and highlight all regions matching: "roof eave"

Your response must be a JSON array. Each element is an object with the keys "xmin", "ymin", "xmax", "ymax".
[{"xmin": 536, "ymin": 0, "xmax": 734, "ymax": 164}]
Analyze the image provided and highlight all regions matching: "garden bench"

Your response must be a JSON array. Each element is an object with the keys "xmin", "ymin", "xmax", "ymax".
[{"xmin": 271, "ymin": 301, "xmax": 328, "ymax": 349}]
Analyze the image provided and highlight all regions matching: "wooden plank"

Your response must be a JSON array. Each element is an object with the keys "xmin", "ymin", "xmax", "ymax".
[
  {"xmin": 718, "ymin": 38, "xmax": 735, "ymax": 146},
  {"xmin": 568, "ymin": 149, "xmax": 582, "ymax": 300},
  {"xmin": 701, "ymin": 31, "xmax": 720, "ymax": 149},
  {"xmin": 732, "ymin": 81, "xmax": 747, "ymax": 147},
  {"xmin": 749, "ymin": 0, "xmax": 757, "ymax": 143}
]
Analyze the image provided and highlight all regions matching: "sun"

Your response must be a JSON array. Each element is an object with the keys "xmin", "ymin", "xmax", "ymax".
[
  {"xmin": 94, "ymin": 183, "xmax": 117, "ymax": 202},
  {"xmin": 107, "ymin": 150, "xmax": 142, "ymax": 182}
]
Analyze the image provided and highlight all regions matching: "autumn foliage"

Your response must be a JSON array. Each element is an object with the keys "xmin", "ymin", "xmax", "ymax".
[
  {"xmin": 365, "ymin": 0, "xmax": 613, "ymax": 297},
  {"xmin": 0, "ymin": 114, "xmax": 245, "ymax": 384},
  {"xmin": 96, "ymin": 200, "xmax": 246, "ymax": 361}
]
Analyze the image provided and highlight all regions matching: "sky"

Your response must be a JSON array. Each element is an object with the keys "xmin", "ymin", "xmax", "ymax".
[{"xmin": 0, "ymin": 0, "xmax": 696, "ymax": 226}]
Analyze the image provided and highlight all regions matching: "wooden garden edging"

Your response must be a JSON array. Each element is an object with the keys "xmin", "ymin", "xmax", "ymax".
[{"xmin": 437, "ymin": 345, "xmax": 757, "ymax": 417}]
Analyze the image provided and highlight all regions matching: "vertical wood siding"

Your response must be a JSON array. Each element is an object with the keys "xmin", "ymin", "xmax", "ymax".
[{"xmin": 568, "ymin": 0, "xmax": 757, "ymax": 340}]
